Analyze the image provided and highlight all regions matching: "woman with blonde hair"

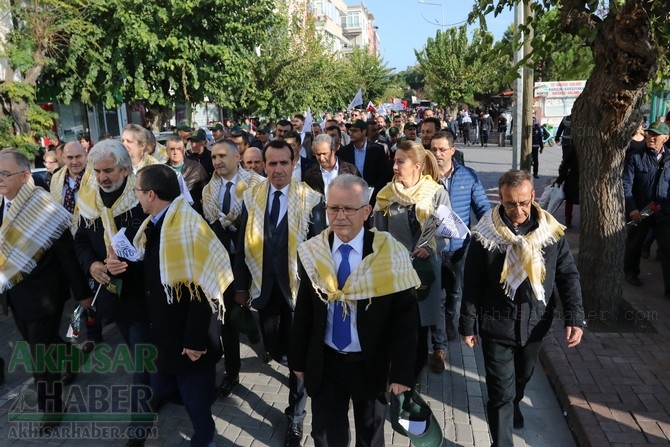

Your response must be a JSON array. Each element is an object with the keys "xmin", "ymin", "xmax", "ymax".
[{"xmin": 373, "ymin": 139, "xmax": 451, "ymax": 380}]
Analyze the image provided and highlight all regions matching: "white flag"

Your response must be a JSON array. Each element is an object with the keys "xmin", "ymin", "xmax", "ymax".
[
  {"xmin": 111, "ymin": 228, "xmax": 141, "ymax": 262},
  {"xmin": 304, "ymin": 108, "xmax": 313, "ymax": 133},
  {"xmin": 435, "ymin": 204, "xmax": 470, "ymax": 240},
  {"xmin": 347, "ymin": 88, "xmax": 363, "ymax": 110},
  {"xmin": 376, "ymin": 104, "xmax": 387, "ymax": 116}
]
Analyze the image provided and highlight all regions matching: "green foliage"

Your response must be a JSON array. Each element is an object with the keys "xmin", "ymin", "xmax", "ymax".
[
  {"xmin": 51, "ymin": 0, "xmax": 277, "ymax": 112},
  {"xmin": 415, "ymin": 26, "xmax": 507, "ymax": 108},
  {"xmin": 346, "ymin": 47, "xmax": 394, "ymax": 105}
]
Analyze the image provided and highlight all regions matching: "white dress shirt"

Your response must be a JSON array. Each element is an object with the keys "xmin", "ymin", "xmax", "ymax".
[
  {"xmin": 268, "ymin": 183, "xmax": 290, "ymax": 225},
  {"xmin": 324, "ymin": 229, "xmax": 364, "ymax": 352},
  {"xmin": 320, "ymin": 160, "xmax": 339, "ymax": 198}
]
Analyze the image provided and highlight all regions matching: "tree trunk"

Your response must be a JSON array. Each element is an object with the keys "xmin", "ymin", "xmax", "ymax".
[
  {"xmin": 519, "ymin": 0, "xmax": 534, "ymax": 172},
  {"xmin": 145, "ymin": 104, "xmax": 173, "ymax": 132},
  {"xmin": 573, "ymin": 5, "xmax": 657, "ymax": 321}
]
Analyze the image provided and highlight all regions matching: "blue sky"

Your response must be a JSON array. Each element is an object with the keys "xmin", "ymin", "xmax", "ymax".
[{"xmin": 362, "ymin": 0, "xmax": 515, "ymax": 72}]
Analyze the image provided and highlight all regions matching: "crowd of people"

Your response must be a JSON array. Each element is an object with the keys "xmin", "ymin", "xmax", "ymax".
[{"xmin": 0, "ymin": 107, "xmax": 588, "ymax": 447}]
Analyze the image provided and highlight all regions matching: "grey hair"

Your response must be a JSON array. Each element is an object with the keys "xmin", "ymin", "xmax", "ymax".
[
  {"xmin": 312, "ymin": 133, "xmax": 335, "ymax": 152},
  {"xmin": 166, "ymin": 135, "xmax": 183, "ymax": 147},
  {"xmin": 328, "ymin": 173, "xmax": 371, "ymax": 204},
  {"xmin": 499, "ymin": 169, "xmax": 533, "ymax": 190},
  {"xmin": 88, "ymin": 139, "xmax": 132, "ymax": 170},
  {"xmin": 0, "ymin": 147, "xmax": 30, "ymax": 171},
  {"xmin": 212, "ymin": 138, "xmax": 239, "ymax": 155},
  {"xmin": 123, "ymin": 123, "xmax": 150, "ymax": 146}
]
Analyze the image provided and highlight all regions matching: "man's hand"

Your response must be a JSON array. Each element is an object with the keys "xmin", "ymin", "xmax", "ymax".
[
  {"xmin": 411, "ymin": 247, "xmax": 430, "ymax": 260},
  {"xmin": 389, "ymin": 383, "xmax": 410, "ymax": 395},
  {"xmin": 89, "ymin": 261, "xmax": 110, "ymax": 285},
  {"xmin": 565, "ymin": 326, "xmax": 583, "ymax": 348},
  {"xmin": 294, "ymin": 371, "xmax": 304, "ymax": 382},
  {"xmin": 461, "ymin": 335, "xmax": 478, "ymax": 348},
  {"xmin": 182, "ymin": 348, "xmax": 207, "ymax": 362},
  {"xmin": 629, "ymin": 209, "xmax": 642, "ymax": 224},
  {"xmin": 234, "ymin": 290, "xmax": 250, "ymax": 307},
  {"xmin": 105, "ymin": 245, "xmax": 128, "ymax": 275},
  {"xmin": 78, "ymin": 297, "xmax": 94, "ymax": 309}
]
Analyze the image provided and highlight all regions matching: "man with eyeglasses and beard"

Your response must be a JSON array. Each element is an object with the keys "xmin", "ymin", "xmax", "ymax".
[{"xmin": 460, "ymin": 169, "xmax": 584, "ymax": 447}]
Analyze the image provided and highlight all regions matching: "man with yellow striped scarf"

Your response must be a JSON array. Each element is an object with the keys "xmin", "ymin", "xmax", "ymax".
[
  {"xmin": 233, "ymin": 139, "xmax": 326, "ymax": 447},
  {"xmin": 132, "ymin": 164, "xmax": 233, "ymax": 447},
  {"xmin": 460, "ymin": 170, "xmax": 584, "ymax": 447},
  {"xmin": 201, "ymin": 139, "xmax": 263, "ymax": 398}
]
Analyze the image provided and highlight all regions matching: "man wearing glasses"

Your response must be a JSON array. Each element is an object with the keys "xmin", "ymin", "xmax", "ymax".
[
  {"xmin": 430, "ymin": 132, "xmax": 489, "ymax": 342},
  {"xmin": 290, "ymin": 174, "xmax": 419, "ymax": 446},
  {"xmin": 460, "ymin": 169, "xmax": 584, "ymax": 447},
  {"xmin": 0, "ymin": 148, "xmax": 91, "ymax": 433}
]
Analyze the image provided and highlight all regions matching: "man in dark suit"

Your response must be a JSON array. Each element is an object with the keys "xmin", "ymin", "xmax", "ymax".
[
  {"xmin": 284, "ymin": 130, "xmax": 315, "ymax": 182},
  {"xmin": 0, "ymin": 148, "xmax": 91, "ymax": 432},
  {"xmin": 337, "ymin": 120, "xmax": 391, "ymax": 205},
  {"xmin": 290, "ymin": 174, "xmax": 419, "ymax": 446},
  {"xmin": 134, "ymin": 164, "xmax": 228, "ymax": 447},
  {"xmin": 303, "ymin": 134, "xmax": 360, "ymax": 195},
  {"xmin": 234, "ymin": 139, "xmax": 326, "ymax": 447},
  {"xmin": 73, "ymin": 140, "xmax": 151, "ymax": 447},
  {"xmin": 201, "ymin": 139, "xmax": 264, "ymax": 398}
]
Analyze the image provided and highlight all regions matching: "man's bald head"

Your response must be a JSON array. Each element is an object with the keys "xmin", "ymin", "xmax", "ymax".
[{"xmin": 63, "ymin": 141, "xmax": 88, "ymax": 177}]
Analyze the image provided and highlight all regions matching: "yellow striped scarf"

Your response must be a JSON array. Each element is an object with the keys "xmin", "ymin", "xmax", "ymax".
[
  {"xmin": 472, "ymin": 203, "xmax": 564, "ymax": 305},
  {"xmin": 202, "ymin": 169, "xmax": 264, "ymax": 228},
  {"xmin": 132, "ymin": 195, "xmax": 233, "ymax": 309},
  {"xmin": 374, "ymin": 175, "xmax": 443, "ymax": 226},
  {"xmin": 0, "ymin": 178, "xmax": 71, "ymax": 292},
  {"xmin": 242, "ymin": 179, "xmax": 322, "ymax": 305},
  {"xmin": 76, "ymin": 174, "xmax": 139, "ymax": 247},
  {"xmin": 297, "ymin": 228, "xmax": 421, "ymax": 310},
  {"xmin": 50, "ymin": 167, "xmax": 94, "ymax": 232}
]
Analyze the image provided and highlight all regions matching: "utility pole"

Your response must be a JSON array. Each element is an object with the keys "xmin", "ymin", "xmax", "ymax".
[
  {"xmin": 512, "ymin": 0, "xmax": 534, "ymax": 171},
  {"xmin": 521, "ymin": 0, "xmax": 535, "ymax": 172}
]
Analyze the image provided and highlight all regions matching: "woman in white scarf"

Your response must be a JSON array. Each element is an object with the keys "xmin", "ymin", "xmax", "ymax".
[{"xmin": 372, "ymin": 140, "xmax": 452, "ymax": 378}]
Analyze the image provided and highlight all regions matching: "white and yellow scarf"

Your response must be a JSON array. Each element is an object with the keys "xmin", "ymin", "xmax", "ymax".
[
  {"xmin": 374, "ymin": 175, "xmax": 443, "ymax": 226},
  {"xmin": 132, "ymin": 195, "xmax": 233, "ymax": 310},
  {"xmin": 76, "ymin": 174, "xmax": 139, "ymax": 247},
  {"xmin": 472, "ymin": 203, "xmax": 564, "ymax": 305},
  {"xmin": 0, "ymin": 178, "xmax": 71, "ymax": 292},
  {"xmin": 243, "ymin": 179, "xmax": 322, "ymax": 304},
  {"xmin": 50, "ymin": 167, "xmax": 94, "ymax": 232},
  {"xmin": 297, "ymin": 228, "xmax": 421, "ymax": 312},
  {"xmin": 202, "ymin": 169, "xmax": 264, "ymax": 229},
  {"xmin": 133, "ymin": 154, "xmax": 159, "ymax": 173}
]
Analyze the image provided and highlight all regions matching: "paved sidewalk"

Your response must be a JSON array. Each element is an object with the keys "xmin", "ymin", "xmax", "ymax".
[{"xmin": 0, "ymin": 142, "xmax": 579, "ymax": 447}]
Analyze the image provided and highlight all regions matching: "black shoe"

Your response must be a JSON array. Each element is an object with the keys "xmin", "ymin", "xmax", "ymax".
[
  {"xmin": 284, "ymin": 422, "xmax": 303, "ymax": 447},
  {"xmin": 641, "ymin": 245, "xmax": 651, "ymax": 259},
  {"xmin": 147, "ymin": 396, "xmax": 164, "ymax": 413},
  {"xmin": 513, "ymin": 403, "xmax": 524, "ymax": 429},
  {"xmin": 39, "ymin": 419, "xmax": 62, "ymax": 436},
  {"xmin": 61, "ymin": 370, "xmax": 77, "ymax": 385},
  {"xmin": 125, "ymin": 439, "xmax": 146, "ymax": 447},
  {"xmin": 625, "ymin": 275, "xmax": 642, "ymax": 287},
  {"xmin": 446, "ymin": 319, "xmax": 457, "ymax": 341},
  {"xmin": 218, "ymin": 374, "xmax": 239, "ymax": 398}
]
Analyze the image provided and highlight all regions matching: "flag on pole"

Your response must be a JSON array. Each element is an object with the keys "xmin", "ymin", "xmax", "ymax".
[
  {"xmin": 366, "ymin": 101, "xmax": 376, "ymax": 113},
  {"xmin": 376, "ymin": 104, "xmax": 388, "ymax": 116},
  {"xmin": 435, "ymin": 205, "xmax": 470, "ymax": 240},
  {"xmin": 347, "ymin": 88, "xmax": 363, "ymax": 110},
  {"xmin": 303, "ymin": 108, "xmax": 313, "ymax": 133}
]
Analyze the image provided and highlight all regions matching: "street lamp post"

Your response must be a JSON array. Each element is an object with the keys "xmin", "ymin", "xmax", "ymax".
[{"xmin": 417, "ymin": 0, "xmax": 445, "ymax": 30}]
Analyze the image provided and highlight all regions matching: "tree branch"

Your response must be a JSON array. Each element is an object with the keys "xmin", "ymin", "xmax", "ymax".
[{"xmin": 560, "ymin": 0, "xmax": 599, "ymax": 36}]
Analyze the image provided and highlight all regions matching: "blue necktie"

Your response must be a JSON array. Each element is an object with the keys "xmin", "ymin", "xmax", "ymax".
[
  {"xmin": 222, "ymin": 182, "xmax": 233, "ymax": 215},
  {"xmin": 333, "ymin": 244, "xmax": 352, "ymax": 350},
  {"xmin": 270, "ymin": 190, "xmax": 281, "ymax": 227}
]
